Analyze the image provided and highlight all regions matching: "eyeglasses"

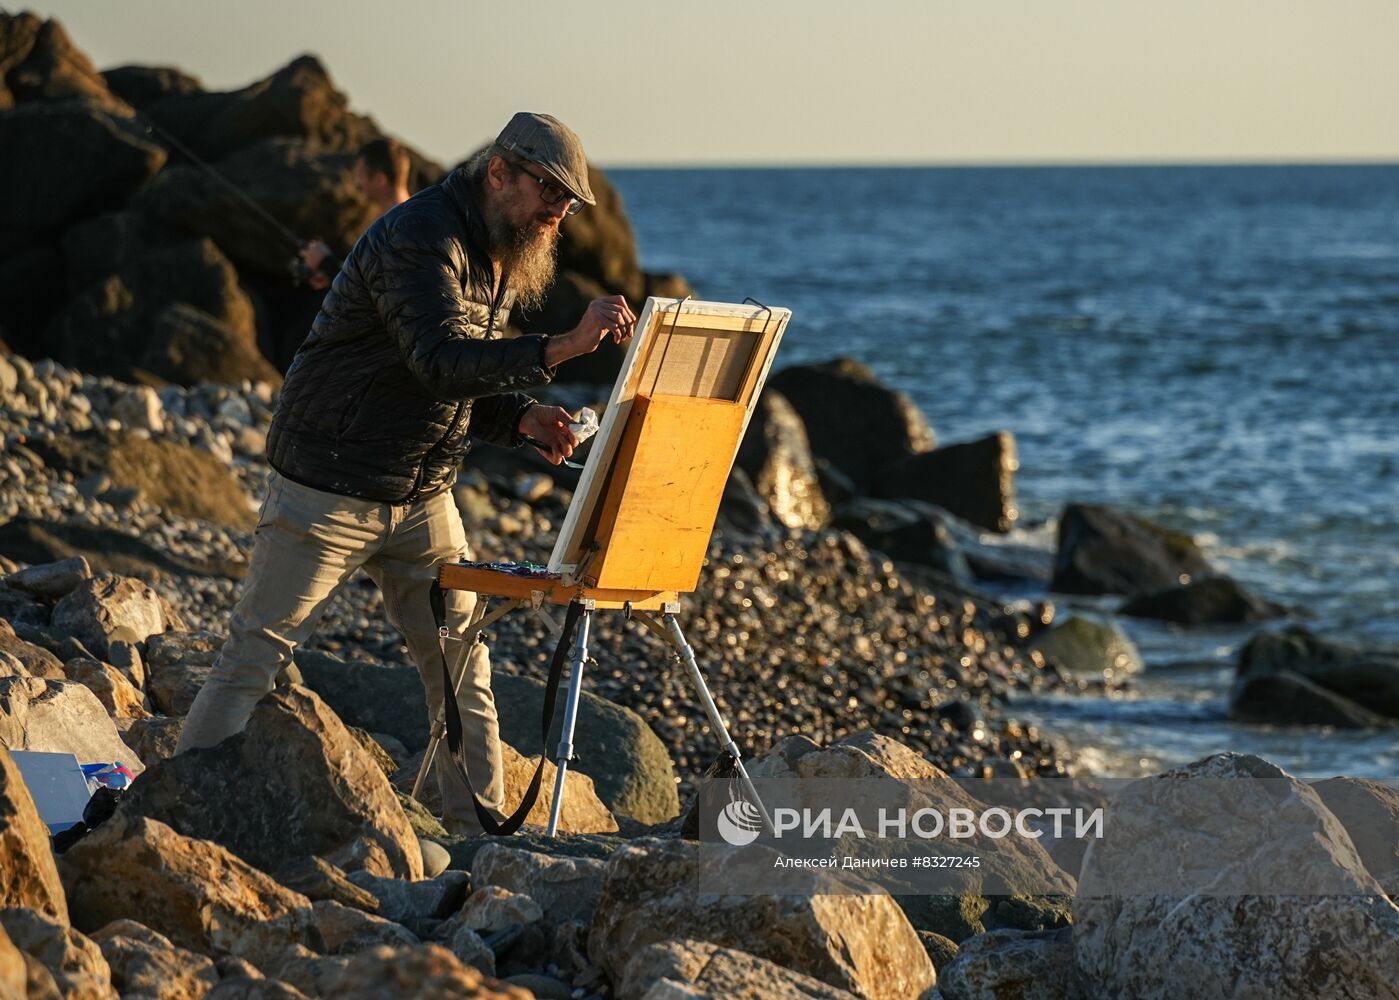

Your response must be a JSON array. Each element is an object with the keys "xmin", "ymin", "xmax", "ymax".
[{"xmin": 509, "ymin": 159, "xmax": 584, "ymax": 216}]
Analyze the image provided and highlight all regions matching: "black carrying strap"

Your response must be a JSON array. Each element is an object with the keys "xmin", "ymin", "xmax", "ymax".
[{"xmin": 429, "ymin": 582, "xmax": 582, "ymax": 836}]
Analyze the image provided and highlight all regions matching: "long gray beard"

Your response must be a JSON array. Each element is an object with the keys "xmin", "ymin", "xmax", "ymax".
[{"xmin": 489, "ymin": 215, "xmax": 559, "ymax": 312}]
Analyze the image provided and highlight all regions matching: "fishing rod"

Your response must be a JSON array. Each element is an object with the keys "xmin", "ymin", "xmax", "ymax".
[{"xmin": 130, "ymin": 111, "xmax": 308, "ymax": 253}]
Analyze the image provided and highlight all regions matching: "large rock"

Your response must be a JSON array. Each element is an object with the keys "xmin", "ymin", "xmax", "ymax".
[
  {"xmin": 278, "ymin": 943, "xmax": 529, "ymax": 1000},
  {"xmin": 294, "ymin": 651, "xmax": 431, "ymax": 752},
  {"xmin": 63, "ymin": 659, "xmax": 147, "ymax": 719},
  {"xmin": 136, "ymin": 55, "xmax": 382, "ymax": 163},
  {"xmin": 91, "ymin": 919, "xmax": 220, "ymax": 1000},
  {"xmin": 143, "ymin": 629, "xmax": 220, "ymax": 715},
  {"xmin": 1027, "ymin": 615, "xmax": 1142, "ymax": 680},
  {"xmin": 768, "ymin": 359, "xmax": 935, "ymax": 493},
  {"xmin": 718, "ymin": 466, "xmax": 775, "ymax": 538},
  {"xmin": 493, "ymin": 672, "xmax": 680, "ymax": 826},
  {"xmin": 60, "ymin": 813, "xmax": 321, "ymax": 968},
  {"xmin": 0, "ymin": 101, "xmax": 162, "ymax": 237},
  {"xmin": 271, "ymin": 855, "xmax": 380, "ymax": 914},
  {"xmin": 1073, "ymin": 752, "xmax": 1399, "ymax": 999},
  {"xmin": 1050, "ymin": 503, "xmax": 1214, "ymax": 597},
  {"xmin": 1234, "ymin": 627, "xmax": 1399, "ymax": 721},
  {"xmin": 132, "ymin": 137, "xmax": 374, "ymax": 278},
  {"xmin": 618, "ymin": 938, "xmax": 860, "ymax": 1000},
  {"xmin": 116, "ymin": 715, "xmax": 183, "ymax": 769},
  {"xmin": 120, "ymin": 685, "xmax": 423, "ymax": 880},
  {"xmin": 0, "ymin": 745, "xmax": 68, "ymax": 920},
  {"xmin": 4, "ymin": 556, "xmax": 91, "ymax": 600},
  {"xmin": 0, "ymin": 623, "xmax": 64, "ymax": 680},
  {"xmin": 0, "ymin": 922, "xmax": 26, "ymax": 1000},
  {"xmin": 0, "ymin": 242, "xmax": 67, "ymax": 353},
  {"xmin": 143, "ymin": 301, "xmax": 282, "ymax": 386},
  {"xmin": 101, "ymin": 64, "xmax": 203, "ymax": 110},
  {"xmin": 588, "ymin": 837, "xmax": 935, "ymax": 1000},
  {"xmin": 50, "ymin": 574, "xmax": 181, "ymax": 661},
  {"xmin": 301, "ymin": 652, "xmax": 679, "ymax": 825},
  {"xmin": 472, "ymin": 843, "xmax": 607, "ymax": 925},
  {"xmin": 0, "ymin": 907, "xmax": 115, "ymax": 1000},
  {"xmin": 1119, "ymin": 576, "xmax": 1285, "ymax": 624},
  {"xmin": 0, "ymin": 15, "xmax": 127, "ymax": 112},
  {"xmin": 734, "ymin": 391, "xmax": 830, "ymax": 532},
  {"xmin": 1227, "ymin": 670, "xmax": 1392, "ymax": 728},
  {"xmin": 0, "ymin": 677, "xmax": 144, "ymax": 774},
  {"xmin": 47, "ymin": 238, "xmax": 259, "ymax": 384},
  {"xmin": 937, "ymin": 927, "xmax": 1079, "ymax": 1000},
  {"xmin": 874, "ymin": 432, "xmax": 1019, "ymax": 534},
  {"xmin": 452, "ymin": 886, "xmax": 542, "ymax": 933},
  {"xmin": 749, "ymin": 733, "xmax": 1075, "ymax": 941},
  {"xmin": 343, "ymin": 870, "xmax": 468, "ymax": 924},
  {"xmin": 311, "ymin": 900, "xmax": 417, "ymax": 955},
  {"xmin": 1311, "ymin": 776, "xmax": 1399, "ymax": 889}
]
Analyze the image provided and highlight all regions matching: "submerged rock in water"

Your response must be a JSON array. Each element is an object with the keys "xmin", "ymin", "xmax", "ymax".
[
  {"xmin": 1228, "ymin": 669, "xmax": 1392, "ymax": 729},
  {"xmin": 1235, "ymin": 626, "xmax": 1399, "ymax": 721},
  {"xmin": 1028, "ymin": 615, "xmax": 1142, "ymax": 681},
  {"xmin": 1051, "ymin": 503, "xmax": 1213, "ymax": 597},
  {"xmin": 1119, "ymin": 575, "xmax": 1286, "ymax": 624}
]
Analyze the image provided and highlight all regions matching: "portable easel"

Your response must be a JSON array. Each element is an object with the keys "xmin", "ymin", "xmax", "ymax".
[{"xmin": 415, "ymin": 297, "xmax": 791, "ymax": 837}]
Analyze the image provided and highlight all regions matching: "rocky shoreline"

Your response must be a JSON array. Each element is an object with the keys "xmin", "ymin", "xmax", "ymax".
[
  {"xmin": 4, "ymin": 342, "xmax": 1398, "ymax": 999},
  {"xmin": 3, "ymin": 12, "xmax": 1398, "ymax": 999}
]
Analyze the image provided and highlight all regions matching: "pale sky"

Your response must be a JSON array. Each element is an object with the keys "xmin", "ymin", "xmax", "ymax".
[{"xmin": 24, "ymin": 0, "xmax": 1399, "ymax": 167}]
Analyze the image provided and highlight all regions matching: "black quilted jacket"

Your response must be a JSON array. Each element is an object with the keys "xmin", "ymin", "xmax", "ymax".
[{"xmin": 266, "ymin": 167, "xmax": 554, "ymax": 503}]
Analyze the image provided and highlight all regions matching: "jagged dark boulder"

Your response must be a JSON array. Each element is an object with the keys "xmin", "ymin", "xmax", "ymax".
[
  {"xmin": 1051, "ymin": 503, "xmax": 1214, "ymax": 597},
  {"xmin": 0, "ymin": 101, "xmax": 165, "ymax": 236},
  {"xmin": 1233, "ymin": 627, "xmax": 1399, "ymax": 722},
  {"xmin": 47, "ymin": 237, "xmax": 258, "ymax": 382},
  {"xmin": 0, "ymin": 13, "xmax": 127, "ymax": 112},
  {"xmin": 874, "ymin": 431, "xmax": 1019, "ymax": 533},
  {"xmin": 768, "ymin": 359, "xmax": 935, "ymax": 494}
]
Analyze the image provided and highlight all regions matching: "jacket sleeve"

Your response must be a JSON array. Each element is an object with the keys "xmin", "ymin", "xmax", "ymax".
[
  {"xmin": 371, "ymin": 220, "xmax": 554, "ymax": 400},
  {"xmin": 468, "ymin": 392, "xmax": 536, "ymax": 448}
]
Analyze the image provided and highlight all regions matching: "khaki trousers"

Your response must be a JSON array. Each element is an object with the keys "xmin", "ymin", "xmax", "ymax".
[{"xmin": 176, "ymin": 472, "xmax": 505, "ymax": 835}]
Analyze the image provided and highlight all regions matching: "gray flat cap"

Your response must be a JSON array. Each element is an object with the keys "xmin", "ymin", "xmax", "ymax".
[{"xmin": 494, "ymin": 111, "xmax": 596, "ymax": 206}]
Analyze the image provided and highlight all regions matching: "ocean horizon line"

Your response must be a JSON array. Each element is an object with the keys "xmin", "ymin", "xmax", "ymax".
[{"xmin": 596, "ymin": 156, "xmax": 1399, "ymax": 173}]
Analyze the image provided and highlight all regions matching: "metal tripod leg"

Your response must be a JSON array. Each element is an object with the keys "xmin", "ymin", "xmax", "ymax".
[
  {"xmin": 657, "ymin": 613, "xmax": 776, "ymax": 836},
  {"xmin": 411, "ymin": 596, "xmax": 521, "ymax": 803},
  {"xmin": 546, "ymin": 604, "xmax": 592, "ymax": 837}
]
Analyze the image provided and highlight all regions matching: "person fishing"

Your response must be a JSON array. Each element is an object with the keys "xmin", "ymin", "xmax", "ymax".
[{"xmin": 298, "ymin": 136, "xmax": 415, "ymax": 289}]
